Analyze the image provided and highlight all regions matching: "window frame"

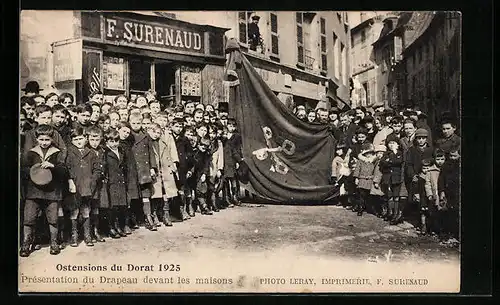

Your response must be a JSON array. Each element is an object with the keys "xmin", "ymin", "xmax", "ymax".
[
  {"xmin": 320, "ymin": 17, "xmax": 327, "ymax": 73},
  {"xmin": 332, "ymin": 31, "xmax": 339, "ymax": 79},
  {"xmin": 296, "ymin": 12, "xmax": 305, "ymax": 66},
  {"xmin": 269, "ymin": 12, "xmax": 280, "ymax": 58},
  {"xmin": 237, "ymin": 11, "xmax": 253, "ymax": 47}
]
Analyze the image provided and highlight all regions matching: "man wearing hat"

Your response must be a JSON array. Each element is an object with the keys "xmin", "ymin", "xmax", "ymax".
[
  {"xmin": 415, "ymin": 111, "xmax": 433, "ymax": 145},
  {"xmin": 248, "ymin": 15, "xmax": 262, "ymax": 51},
  {"xmin": 21, "ymin": 81, "xmax": 43, "ymax": 98},
  {"xmin": 372, "ymin": 101, "xmax": 385, "ymax": 113}
]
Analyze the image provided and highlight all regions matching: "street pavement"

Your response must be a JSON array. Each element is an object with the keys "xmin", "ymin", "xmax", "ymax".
[{"xmin": 20, "ymin": 203, "xmax": 459, "ymax": 266}]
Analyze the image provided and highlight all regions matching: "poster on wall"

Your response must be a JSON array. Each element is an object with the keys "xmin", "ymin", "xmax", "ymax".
[
  {"xmin": 181, "ymin": 66, "xmax": 201, "ymax": 96},
  {"xmin": 201, "ymin": 65, "xmax": 224, "ymax": 106},
  {"xmin": 103, "ymin": 57, "xmax": 125, "ymax": 90}
]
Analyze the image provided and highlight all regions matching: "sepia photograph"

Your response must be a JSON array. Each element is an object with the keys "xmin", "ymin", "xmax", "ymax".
[{"xmin": 19, "ymin": 10, "xmax": 461, "ymax": 293}]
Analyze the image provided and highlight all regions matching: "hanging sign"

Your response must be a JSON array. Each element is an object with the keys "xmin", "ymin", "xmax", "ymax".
[{"xmin": 53, "ymin": 39, "xmax": 82, "ymax": 82}]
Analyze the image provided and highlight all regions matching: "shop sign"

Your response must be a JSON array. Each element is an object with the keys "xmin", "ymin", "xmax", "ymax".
[
  {"xmin": 82, "ymin": 50, "xmax": 102, "ymax": 101},
  {"xmin": 53, "ymin": 39, "xmax": 82, "ymax": 82},
  {"xmin": 104, "ymin": 16, "xmax": 204, "ymax": 54}
]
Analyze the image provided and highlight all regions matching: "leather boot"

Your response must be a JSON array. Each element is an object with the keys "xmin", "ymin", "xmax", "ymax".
[
  {"xmin": 89, "ymin": 215, "xmax": 97, "ymax": 243},
  {"xmin": 200, "ymin": 198, "xmax": 213, "ymax": 215},
  {"xmin": 179, "ymin": 195, "xmax": 190, "ymax": 220},
  {"xmin": 92, "ymin": 214, "xmax": 105, "ymax": 242},
  {"xmin": 186, "ymin": 197, "xmax": 195, "ymax": 218},
  {"xmin": 57, "ymin": 217, "xmax": 67, "ymax": 249},
  {"xmin": 123, "ymin": 211, "xmax": 132, "ymax": 235},
  {"xmin": 115, "ymin": 215, "xmax": 126, "ymax": 237},
  {"xmin": 49, "ymin": 224, "xmax": 61, "ymax": 255},
  {"xmin": 20, "ymin": 226, "xmax": 34, "ymax": 257},
  {"xmin": 225, "ymin": 183, "xmax": 234, "ymax": 208},
  {"xmin": 152, "ymin": 212, "xmax": 161, "ymax": 227},
  {"xmin": 384, "ymin": 199, "xmax": 394, "ymax": 221},
  {"xmin": 145, "ymin": 214, "xmax": 157, "ymax": 231},
  {"xmin": 107, "ymin": 209, "xmax": 120, "ymax": 238},
  {"xmin": 210, "ymin": 194, "xmax": 220, "ymax": 212},
  {"xmin": 162, "ymin": 209, "xmax": 173, "ymax": 226},
  {"xmin": 83, "ymin": 218, "xmax": 94, "ymax": 247},
  {"xmin": 129, "ymin": 209, "xmax": 139, "ymax": 229},
  {"xmin": 70, "ymin": 219, "xmax": 79, "ymax": 247}
]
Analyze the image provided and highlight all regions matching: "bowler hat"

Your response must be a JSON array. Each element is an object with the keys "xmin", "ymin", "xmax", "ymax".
[
  {"xmin": 372, "ymin": 101, "xmax": 385, "ymax": 109},
  {"xmin": 415, "ymin": 128, "xmax": 428, "ymax": 137},
  {"xmin": 30, "ymin": 163, "xmax": 53, "ymax": 186},
  {"xmin": 21, "ymin": 81, "xmax": 43, "ymax": 93},
  {"xmin": 217, "ymin": 102, "xmax": 229, "ymax": 113},
  {"xmin": 252, "ymin": 15, "xmax": 260, "ymax": 20}
]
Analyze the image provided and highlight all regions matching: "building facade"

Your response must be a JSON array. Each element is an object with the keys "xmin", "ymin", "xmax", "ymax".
[
  {"xmin": 21, "ymin": 11, "xmax": 229, "ymax": 107},
  {"xmin": 349, "ymin": 13, "xmax": 384, "ymax": 108},
  {"xmin": 174, "ymin": 11, "xmax": 351, "ymax": 111},
  {"xmin": 399, "ymin": 11, "xmax": 461, "ymax": 131}
]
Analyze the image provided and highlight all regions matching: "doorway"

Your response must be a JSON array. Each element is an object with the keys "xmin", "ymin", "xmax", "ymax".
[{"xmin": 154, "ymin": 61, "xmax": 176, "ymax": 107}]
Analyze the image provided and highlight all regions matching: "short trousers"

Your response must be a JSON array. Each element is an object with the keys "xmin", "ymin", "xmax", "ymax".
[{"xmin": 24, "ymin": 199, "xmax": 58, "ymax": 226}]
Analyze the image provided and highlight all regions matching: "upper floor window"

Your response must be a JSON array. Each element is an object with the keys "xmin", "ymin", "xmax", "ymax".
[
  {"xmin": 270, "ymin": 12, "xmax": 279, "ymax": 57},
  {"xmin": 296, "ymin": 12, "xmax": 315, "ymax": 69},
  {"xmin": 239, "ymin": 12, "xmax": 264, "ymax": 53}
]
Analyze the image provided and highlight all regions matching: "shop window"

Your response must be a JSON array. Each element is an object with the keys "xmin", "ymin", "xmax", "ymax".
[
  {"xmin": 129, "ymin": 58, "xmax": 152, "ymax": 94},
  {"xmin": 102, "ymin": 56, "xmax": 126, "ymax": 98}
]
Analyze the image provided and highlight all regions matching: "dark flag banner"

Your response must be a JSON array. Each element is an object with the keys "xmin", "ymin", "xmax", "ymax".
[{"xmin": 224, "ymin": 38, "xmax": 339, "ymax": 203}]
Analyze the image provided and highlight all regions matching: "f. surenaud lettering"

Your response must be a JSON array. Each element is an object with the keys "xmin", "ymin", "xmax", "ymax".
[{"xmin": 106, "ymin": 18, "xmax": 202, "ymax": 51}]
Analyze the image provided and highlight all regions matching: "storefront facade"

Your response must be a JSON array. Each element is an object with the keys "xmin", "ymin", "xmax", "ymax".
[{"xmin": 21, "ymin": 11, "xmax": 229, "ymax": 107}]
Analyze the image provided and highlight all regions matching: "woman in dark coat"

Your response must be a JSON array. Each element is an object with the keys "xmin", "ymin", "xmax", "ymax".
[{"xmin": 103, "ymin": 131, "xmax": 128, "ymax": 238}]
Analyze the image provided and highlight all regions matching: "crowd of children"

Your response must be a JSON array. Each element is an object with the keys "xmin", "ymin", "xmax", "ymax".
[
  {"xmin": 20, "ymin": 81, "xmax": 245, "ymax": 257},
  {"xmin": 19, "ymin": 79, "xmax": 461, "ymax": 257},
  {"xmin": 295, "ymin": 102, "xmax": 461, "ymax": 245}
]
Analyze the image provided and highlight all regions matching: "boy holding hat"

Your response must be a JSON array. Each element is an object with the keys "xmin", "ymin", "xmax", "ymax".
[{"xmin": 20, "ymin": 125, "xmax": 68, "ymax": 257}]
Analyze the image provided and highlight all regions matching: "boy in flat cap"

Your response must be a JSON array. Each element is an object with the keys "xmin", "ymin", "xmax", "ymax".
[{"xmin": 405, "ymin": 128, "xmax": 434, "ymax": 214}]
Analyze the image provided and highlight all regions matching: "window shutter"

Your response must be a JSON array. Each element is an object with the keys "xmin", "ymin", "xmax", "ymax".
[
  {"xmin": 238, "ymin": 12, "xmax": 248, "ymax": 44},
  {"xmin": 270, "ymin": 13, "xmax": 279, "ymax": 56}
]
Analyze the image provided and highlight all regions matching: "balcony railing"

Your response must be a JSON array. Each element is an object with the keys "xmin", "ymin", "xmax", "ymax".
[{"xmin": 304, "ymin": 52, "xmax": 315, "ymax": 70}]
